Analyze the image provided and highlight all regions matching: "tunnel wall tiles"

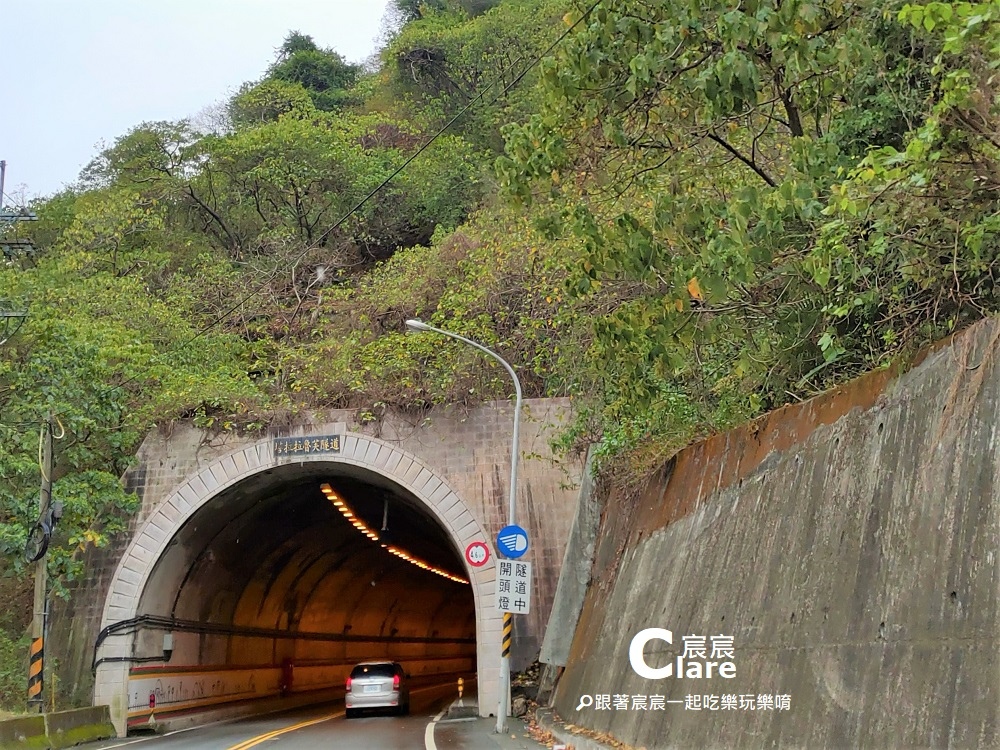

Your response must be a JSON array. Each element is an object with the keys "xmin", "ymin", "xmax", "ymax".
[
  {"xmin": 80, "ymin": 399, "xmax": 583, "ymax": 735},
  {"xmin": 553, "ymin": 318, "xmax": 1000, "ymax": 749}
]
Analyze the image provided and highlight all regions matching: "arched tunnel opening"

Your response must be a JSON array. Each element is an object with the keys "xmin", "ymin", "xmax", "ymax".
[{"xmin": 115, "ymin": 462, "xmax": 477, "ymax": 725}]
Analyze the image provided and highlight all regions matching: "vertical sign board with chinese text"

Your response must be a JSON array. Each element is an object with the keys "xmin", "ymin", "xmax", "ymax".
[
  {"xmin": 273, "ymin": 435, "xmax": 342, "ymax": 456},
  {"xmin": 496, "ymin": 560, "xmax": 531, "ymax": 614}
]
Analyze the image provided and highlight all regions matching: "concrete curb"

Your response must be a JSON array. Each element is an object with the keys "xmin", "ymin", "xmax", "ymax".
[
  {"xmin": 0, "ymin": 714, "xmax": 47, "ymax": 749},
  {"xmin": 0, "ymin": 705, "xmax": 116, "ymax": 749},
  {"xmin": 445, "ymin": 702, "xmax": 480, "ymax": 720},
  {"xmin": 534, "ymin": 707, "xmax": 616, "ymax": 750}
]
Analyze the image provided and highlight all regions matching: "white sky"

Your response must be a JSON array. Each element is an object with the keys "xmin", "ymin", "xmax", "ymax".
[{"xmin": 1, "ymin": 0, "xmax": 392, "ymax": 202}]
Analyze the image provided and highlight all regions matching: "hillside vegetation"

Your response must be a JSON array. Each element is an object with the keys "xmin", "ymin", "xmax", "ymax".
[{"xmin": 1, "ymin": 0, "xmax": 999, "ymax": 626}]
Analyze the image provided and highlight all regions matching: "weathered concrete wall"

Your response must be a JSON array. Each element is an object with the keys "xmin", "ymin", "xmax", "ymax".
[
  {"xmin": 539, "ymin": 446, "xmax": 601, "ymax": 668},
  {"xmin": 51, "ymin": 399, "xmax": 581, "ymax": 716},
  {"xmin": 553, "ymin": 319, "xmax": 1000, "ymax": 748},
  {"xmin": 47, "ymin": 528, "xmax": 135, "ymax": 708},
  {"xmin": 0, "ymin": 706, "xmax": 116, "ymax": 749}
]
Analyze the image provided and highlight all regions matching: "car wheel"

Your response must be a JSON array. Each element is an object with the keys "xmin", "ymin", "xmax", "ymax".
[{"xmin": 345, "ymin": 708, "xmax": 356, "ymax": 719}]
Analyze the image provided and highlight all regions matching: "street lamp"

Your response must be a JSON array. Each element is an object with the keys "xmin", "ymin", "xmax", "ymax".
[{"xmin": 404, "ymin": 319, "xmax": 521, "ymax": 733}]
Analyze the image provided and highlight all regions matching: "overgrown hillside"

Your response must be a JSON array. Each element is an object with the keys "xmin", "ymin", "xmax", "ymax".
[{"xmin": 2, "ymin": 1, "xmax": 999, "ymax": 694}]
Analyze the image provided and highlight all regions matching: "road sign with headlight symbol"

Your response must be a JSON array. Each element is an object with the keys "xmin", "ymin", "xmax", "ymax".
[{"xmin": 496, "ymin": 524, "xmax": 528, "ymax": 559}]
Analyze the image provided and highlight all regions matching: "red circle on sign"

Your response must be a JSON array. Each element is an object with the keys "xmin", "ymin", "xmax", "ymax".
[{"xmin": 465, "ymin": 541, "xmax": 490, "ymax": 567}]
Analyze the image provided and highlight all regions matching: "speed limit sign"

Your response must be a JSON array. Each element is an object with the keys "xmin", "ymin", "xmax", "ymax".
[{"xmin": 465, "ymin": 541, "xmax": 490, "ymax": 567}]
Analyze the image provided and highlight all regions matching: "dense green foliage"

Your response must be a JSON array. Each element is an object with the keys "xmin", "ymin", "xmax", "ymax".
[
  {"xmin": 0, "ymin": 189, "xmax": 260, "ymax": 584},
  {"xmin": 229, "ymin": 32, "xmax": 362, "ymax": 120},
  {"xmin": 0, "ymin": 630, "xmax": 27, "ymax": 712},
  {"xmin": 498, "ymin": 0, "xmax": 1000, "ymax": 472},
  {"xmin": 2, "ymin": 0, "xmax": 1000, "ymax": 608},
  {"xmin": 385, "ymin": 0, "xmax": 564, "ymax": 149}
]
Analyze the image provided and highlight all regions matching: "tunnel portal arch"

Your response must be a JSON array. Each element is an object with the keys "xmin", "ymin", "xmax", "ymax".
[{"xmin": 94, "ymin": 431, "xmax": 501, "ymax": 735}]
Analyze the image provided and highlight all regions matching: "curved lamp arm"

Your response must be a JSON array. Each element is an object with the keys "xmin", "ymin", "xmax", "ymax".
[{"xmin": 405, "ymin": 319, "xmax": 522, "ymax": 526}]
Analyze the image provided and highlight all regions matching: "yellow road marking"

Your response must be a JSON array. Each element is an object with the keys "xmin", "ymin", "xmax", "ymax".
[
  {"xmin": 225, "ymin": 710, "xmax": 345, "ymax": 750},
  {"xmin": 223, "ymin": 682, "xmax": 467, "ymax": 749}
]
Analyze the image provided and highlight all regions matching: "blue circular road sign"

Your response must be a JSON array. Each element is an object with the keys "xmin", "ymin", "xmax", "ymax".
[{"xmin": 496, "ymin": 524, "xmax": 529, "ymax": 559}]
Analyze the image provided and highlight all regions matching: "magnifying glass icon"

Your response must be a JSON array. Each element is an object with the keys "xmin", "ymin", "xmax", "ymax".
[{"xmin": 575, "ymin": 694, "xmax": 594, "ymax": 710}]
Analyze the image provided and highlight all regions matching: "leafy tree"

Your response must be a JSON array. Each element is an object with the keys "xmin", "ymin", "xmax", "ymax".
[
  {"xmin": 388, "ymin": 0, "xmax": 498, "ymax": 25},
  {"xmin": 266, "ymin": 32, "xmax": 362, "ymax": 111},
  {"xmin": 79, "ymin": 121, "xmax": 199, "ymax": 193},
  {"xmin": 185, "ymin": 111, "xmax": 484, "ymax": 265},
  {"xmin": 275, "ymin": 30, "xmax": 321, "ymax": 60},
  {"xmin": 386, "ymin": 0, "xmax": 569, "ymax": 150},
  {"xmin": 227, "ymin": 79, "xmax": 316, "ymax": 129}
]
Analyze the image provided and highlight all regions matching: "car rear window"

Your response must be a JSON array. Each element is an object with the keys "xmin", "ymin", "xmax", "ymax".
[{"xmin": 351, "ymin": 663, "xmax": 396, "ymax": 679}]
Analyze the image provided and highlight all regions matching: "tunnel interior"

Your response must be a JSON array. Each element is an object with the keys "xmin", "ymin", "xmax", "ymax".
[{"xmin": 133, "ymin": 462, "xmax": 476, "ymax": 690}]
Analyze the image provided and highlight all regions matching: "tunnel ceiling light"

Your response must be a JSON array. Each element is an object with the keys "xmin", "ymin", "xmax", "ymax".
[{"xmin": 320, "ymin": 482, "xmax": 468, "ymax": 585}]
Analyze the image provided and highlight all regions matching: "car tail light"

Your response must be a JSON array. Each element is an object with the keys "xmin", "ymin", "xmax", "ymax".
[
  {"xmin": 345, "ymin": 676, "xmax": 352, "ymax": 691},
  {"xmin": 393, "ymin": 674, "xmax": 400, "ymax": 689}
]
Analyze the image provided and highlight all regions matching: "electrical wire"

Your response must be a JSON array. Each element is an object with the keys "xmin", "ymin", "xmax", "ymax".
[
  {"xmin": 35, "ymin": 415, "xmax": 65, "ymax": 481},
  {"xmin": 38, "ymin": 422, "xmax": 49, "ymax": 483},
  {"xmin": 0, "ymin": 190, "xmax": 32, "ymax": 215}
]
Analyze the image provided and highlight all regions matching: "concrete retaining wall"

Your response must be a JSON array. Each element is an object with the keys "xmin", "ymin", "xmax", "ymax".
[{"xmin": 552, "ymin": 318, "xmax": 1000, "ymax": 748}]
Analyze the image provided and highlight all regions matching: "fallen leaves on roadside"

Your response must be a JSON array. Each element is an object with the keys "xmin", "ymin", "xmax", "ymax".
[{"xmin": 521, "ymin": 699, "xmax": 639, "ymax": 749}]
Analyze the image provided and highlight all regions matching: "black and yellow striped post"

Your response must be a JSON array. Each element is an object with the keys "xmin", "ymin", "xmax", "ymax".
[
  {"xmin": 501, "ymin": 614, "xmax": 512, "ymax": 658},
  {"xmin": 27, "ymin": 637, "xmax": 43, "ymax": 706}
]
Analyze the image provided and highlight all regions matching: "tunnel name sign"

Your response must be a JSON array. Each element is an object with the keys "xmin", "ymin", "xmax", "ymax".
[{"xmin": 273, "ymin": 434, "xmax": 342, "ymax": 455}]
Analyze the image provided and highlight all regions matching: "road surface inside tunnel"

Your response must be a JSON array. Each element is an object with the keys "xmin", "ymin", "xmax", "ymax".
[
  {"xmin": 120, "ymin": 463, "xmax": 477, "ymax": 730},
  {"xmin": 76, "ymin": 681, "xmax": 464, "ymax": 749}
]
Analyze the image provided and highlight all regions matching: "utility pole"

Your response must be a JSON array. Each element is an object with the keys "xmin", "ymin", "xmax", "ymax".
[
  {"xmin": 0, "ymin": 162, "xmax": 44, "ymax": 707},
  {"xmin": 28, "ymin": 416, "xmax": 53, "ymax": 712}
]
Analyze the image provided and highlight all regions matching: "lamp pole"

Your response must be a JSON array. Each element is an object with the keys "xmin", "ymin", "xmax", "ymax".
[{"xmin": 405, "ymin": 319, "xmax": 521, "ymax": 733}]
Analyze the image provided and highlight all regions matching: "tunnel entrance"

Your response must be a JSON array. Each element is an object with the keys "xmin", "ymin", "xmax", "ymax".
[{"xmin": 94, "ymin": 435, "xmax": 501, "ymax": 735}]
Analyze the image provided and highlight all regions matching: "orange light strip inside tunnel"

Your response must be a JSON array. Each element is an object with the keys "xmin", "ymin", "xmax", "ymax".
[{"xmin": 319, "ymin": 483, "xmax": 469, "ymax": 584}]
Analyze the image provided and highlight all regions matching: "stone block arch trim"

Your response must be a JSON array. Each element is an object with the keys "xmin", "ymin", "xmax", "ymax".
[{"xmin": 95, "ymin": 431, "xmax": 501, "ymax": 735}]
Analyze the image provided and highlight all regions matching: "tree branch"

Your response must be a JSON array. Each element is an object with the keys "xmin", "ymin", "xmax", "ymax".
[
  {"xmin": 706, "ymin": 133, "xmax": 777, "ymax": 187},
  {"xmin": 186, "ymin": 185, "xmax": 241, "ymax": 256}
]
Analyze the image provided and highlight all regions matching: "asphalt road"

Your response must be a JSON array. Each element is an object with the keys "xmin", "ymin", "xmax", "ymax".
[{"xmin": 77, "ymin": 683, "xmax": 462, "ymax": 750}]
